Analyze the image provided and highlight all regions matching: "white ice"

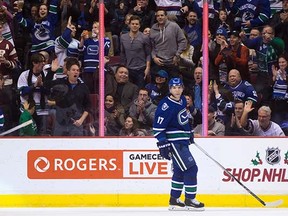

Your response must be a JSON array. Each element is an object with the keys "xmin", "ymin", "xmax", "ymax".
[{"xmin": 0, "ymin": 207, "xmax": 287, "ymax": 216}]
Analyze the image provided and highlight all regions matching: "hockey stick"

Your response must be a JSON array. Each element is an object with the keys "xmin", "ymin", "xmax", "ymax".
[
  {"xmin": 193, "ymin": 142, "xmax": 283, "ymax": 207},
  {"xmin": 0, "ymin": 120, "xmax": 33, "ymax": 136}
]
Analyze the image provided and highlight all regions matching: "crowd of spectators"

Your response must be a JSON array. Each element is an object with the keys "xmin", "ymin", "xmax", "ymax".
[{"xmin": 0, "ymin": 0, "xmax": 287, "ymax": 137}]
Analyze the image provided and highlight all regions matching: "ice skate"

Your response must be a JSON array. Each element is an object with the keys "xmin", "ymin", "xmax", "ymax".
[
  {"xmin": 168, "ymin": 196, "xmax": 185, "ymax": 211},
  {"xmin": 184, "ymin": 198, "xmax": 205, "ymax": 211}
]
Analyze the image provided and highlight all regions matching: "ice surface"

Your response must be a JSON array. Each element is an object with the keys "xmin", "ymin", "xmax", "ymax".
[{"xmin": 0, "ymin": 207, "xmax": 287, "ymax": 216}]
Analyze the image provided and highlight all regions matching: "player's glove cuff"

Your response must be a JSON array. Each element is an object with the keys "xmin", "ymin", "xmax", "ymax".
[
  {"xmin": 157, "ymin": 141, "xmax": 172, "ymax": 160},
  {"xmin": 189, "ymin": 134, "xmax": 195, "ymax": 145}
]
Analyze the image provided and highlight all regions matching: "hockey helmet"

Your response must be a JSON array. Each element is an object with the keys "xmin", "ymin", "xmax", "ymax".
[{"xmin": 168, "ymin": 77, "xmax": 184, "ymax": 88}]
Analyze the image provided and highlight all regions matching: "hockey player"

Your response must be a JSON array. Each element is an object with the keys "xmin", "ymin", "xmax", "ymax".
[{"xmin": 153, "ymin": 77, "xmax": 204, "ymax": 211}]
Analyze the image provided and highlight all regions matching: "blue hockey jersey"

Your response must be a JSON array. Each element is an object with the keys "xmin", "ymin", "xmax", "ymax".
[
  {"xmin": 231, "ymin": 0, "xmax": 271, "ymax": 30},
  {"xmin": 16, "ymin": 0, "xmax": 58, "ymax": 53},
  {"xmin": 78, "ymin": 37, "xmax": 111, "ymax": 73},
  {"xmin": 153, "ymin": 95, "xmax": 192, "ymax": 145},
  {"xmin": 224, "ymin": 80, "xmax": 258, "ymax": 103}
]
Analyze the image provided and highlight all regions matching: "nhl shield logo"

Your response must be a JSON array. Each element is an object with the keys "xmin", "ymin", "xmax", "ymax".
[{"xmin": 265, "ymin": 147, "xmax": 281, "ymax": 165}]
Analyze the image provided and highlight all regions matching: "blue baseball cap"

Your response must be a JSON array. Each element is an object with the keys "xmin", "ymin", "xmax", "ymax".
[
  {"xmin": 156, "ymin": 70, "xmax": 169, "ymax": 79},
  {"xmin": 216, "ymin": 27, "xmax": 228, "ymax": 38}
]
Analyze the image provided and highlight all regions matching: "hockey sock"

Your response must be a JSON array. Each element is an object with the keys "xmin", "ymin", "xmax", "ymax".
[{"xmin": 184, "ymin": 164, "xmax": 198, "ymax": 199}]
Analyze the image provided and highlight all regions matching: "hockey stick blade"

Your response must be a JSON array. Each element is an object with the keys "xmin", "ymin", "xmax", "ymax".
[
  {"xmin": 264, "ymin": 199, "xmax": 283, "ymax": 207},
  {"xmin": 193, "ymin": 142, "xmax": 283, "ymax": 207}
]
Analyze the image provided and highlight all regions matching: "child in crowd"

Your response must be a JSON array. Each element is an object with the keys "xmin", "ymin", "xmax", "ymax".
[
  {"xmin": 19, "ymin": 99, "xmax": 37, "ymax": 136},
  {"xmin": 215, "ymin": 9, "xmax": 231, "ymax": 36}
]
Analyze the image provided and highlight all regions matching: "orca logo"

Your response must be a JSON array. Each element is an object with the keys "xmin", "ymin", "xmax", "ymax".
[
  {"xmin": 34, "ymin": 24, "xmax": 50, "ymax": 41},
  {"xmin": 178, "ymin": 108, "xmax": 189, "ymax": 125},
  {"xmin": 34, "ymin": 157, "xmax": 50, "ymax": 173}
]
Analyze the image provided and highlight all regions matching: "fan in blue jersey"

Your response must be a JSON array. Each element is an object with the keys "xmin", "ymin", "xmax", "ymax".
[
  {"xmin": 78, "ymin": 21, "xmax": 111, "ymax": 93},
  {"xmin": 224, "ymin": 69, "xmax": 258, "ymax": 104},
  {"xmin": 229, "ymin": 0, "xmax": 271, "ymax": 34},
  {"xmin": 153, "ymin": 77, "xmax": 204, "ymax": 211},
  {"xmin": 15, "ymin": 0, "xmax": 58, "ymax": 53}
]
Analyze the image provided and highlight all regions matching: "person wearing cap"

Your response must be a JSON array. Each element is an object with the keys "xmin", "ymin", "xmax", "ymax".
[
  {"xmin": 215, "ymin": 29, "xmax": 250, "ymax": 82},
  {"xmin": 216, "ymin": 27, "xmax": 228, "ymax": 39},
  {"xmin": 145, "ymin": 69, "xmax": 169, "ymax": 105},
  {"xmin": 193, "ymin": 105, "xmax": 225, "ymax": 136},
  {"xmin": 153, "ymin": 77, "xmax": 204, "ymax": 211}
]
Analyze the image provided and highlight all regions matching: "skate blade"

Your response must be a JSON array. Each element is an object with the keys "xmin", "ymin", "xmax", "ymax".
[
  {"xmin": 168, "ymin": 205, "xmax": 186, "ymax": 211},
  {"xmin": 185, "ymin": 206, "xmax": 205, "ymax": 211}
]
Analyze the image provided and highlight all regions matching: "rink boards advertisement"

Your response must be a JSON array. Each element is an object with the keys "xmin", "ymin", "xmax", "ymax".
[{"xmin": 0, "ymin": 137, "xmax": 287, "ymax": 207}]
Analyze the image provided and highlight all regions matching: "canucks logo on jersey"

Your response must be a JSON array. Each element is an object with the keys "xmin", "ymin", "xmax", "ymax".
[
  {"xmin": 34, "ymin": 23, "xmax": 50, "ymax": 41},
  {"xmin": 178, "ymin": 108, "xmax": 189, "ymax": 126}
]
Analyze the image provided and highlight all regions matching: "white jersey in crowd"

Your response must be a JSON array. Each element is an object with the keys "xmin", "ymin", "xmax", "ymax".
[
  {"xmin": 247, "ymin": 119, "xmax": 285, "ymax": 136},
  {"xmin": 154, "ymin": 0, "xmax": 182, "ymax": 15}
]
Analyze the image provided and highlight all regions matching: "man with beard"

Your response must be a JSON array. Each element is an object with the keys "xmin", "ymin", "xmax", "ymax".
[
  {"xmin": 149, "ymin": 8, "xmax": 186, "ymax": 78},
  {"xmin": 182, "ymin": 11, "xmax": 202, "ymax": 53}
]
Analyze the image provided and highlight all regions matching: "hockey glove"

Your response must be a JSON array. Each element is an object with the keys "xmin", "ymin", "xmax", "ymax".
[{"xmin": 157, "ymin": 141, "xmax": 172, "ymax": 160}]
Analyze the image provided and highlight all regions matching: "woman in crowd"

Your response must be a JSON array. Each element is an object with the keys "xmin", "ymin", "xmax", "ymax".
[
  {"xmin": 119, "ymin": 115, "xmax": 147, "ymax": 136},
  {"xmin": 104, "ymin": 94, "xmax": 125, "ymax": 136},
  {"xmin": 15, "ymin": 0, "xmax": 58, "ymax": 54}
]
